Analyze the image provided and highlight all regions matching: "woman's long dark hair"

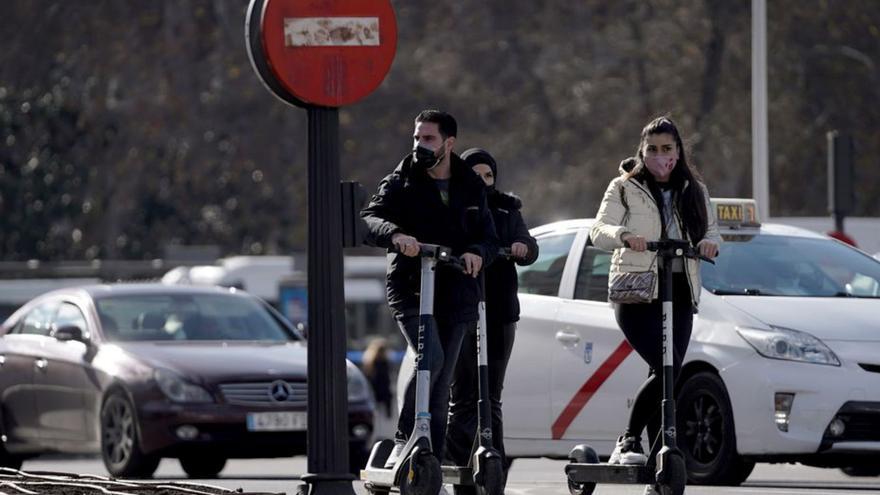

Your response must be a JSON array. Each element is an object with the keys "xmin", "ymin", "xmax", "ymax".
[{"xmin": 625, "ymin": 116, "xmax": 708, "ymax": 243}]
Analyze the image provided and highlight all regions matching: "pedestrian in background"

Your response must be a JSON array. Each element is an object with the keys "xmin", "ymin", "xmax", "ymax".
[{"xmin": 362, "ymin": 337, "xmax": 393, "ymax": 418}]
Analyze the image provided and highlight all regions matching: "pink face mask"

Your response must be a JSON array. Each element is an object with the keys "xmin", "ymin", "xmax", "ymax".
[{"xmin": 644, "ymin": 154, "xmax": 677, "ymax": 178}]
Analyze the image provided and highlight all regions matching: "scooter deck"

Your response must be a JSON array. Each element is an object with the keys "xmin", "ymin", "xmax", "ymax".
[
  {"xmin": 441, "ymin": 465, "xmax": 474, "ymax": 485},
  {"xmin": 565, "ymin": 463, "xmax": 654, "ymax": 484},
  {"xmin": 360, "ymin": 465, "xmax": 397, "ymax": 486}
]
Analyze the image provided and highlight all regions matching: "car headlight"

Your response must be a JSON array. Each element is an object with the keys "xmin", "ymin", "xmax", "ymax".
[
  {"xmin": 737, "ymin": 326, "xmax": 841, "ymax": 366},
  {"xmin": 154, "ymin": 369, "xmax": 214, "ymax": 403},
  {"xmin": 347, "ymin": 367, "xmax": 372, "ymax": 403}
]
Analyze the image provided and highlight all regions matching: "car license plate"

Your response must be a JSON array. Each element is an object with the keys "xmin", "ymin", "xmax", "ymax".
[{"xmin": 246, "ymin": 411, "xmax": 307, "ymax": 431}]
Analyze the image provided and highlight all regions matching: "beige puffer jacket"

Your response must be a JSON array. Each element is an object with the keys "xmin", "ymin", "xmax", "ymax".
[{"xmin": 590, "ymin": 168, "xmax": 722, "ymax": 307}]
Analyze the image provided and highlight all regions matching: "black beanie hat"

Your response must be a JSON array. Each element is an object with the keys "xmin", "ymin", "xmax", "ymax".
[{"xmin": 461, "ymin": 148, "xmax": 498, "ymax": 184}]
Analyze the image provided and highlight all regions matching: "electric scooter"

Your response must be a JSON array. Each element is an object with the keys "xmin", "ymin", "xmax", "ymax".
[
  {"xmin": 564, "ymin": 239, "xmax": 714, "ymax": 495},
  {"xmin": 362, "ymin": 243, "xmax": 464, "ymax": 495},
  {"xmin": 441, "ymin": 248, "xmax": 512, "ymax": 495}
]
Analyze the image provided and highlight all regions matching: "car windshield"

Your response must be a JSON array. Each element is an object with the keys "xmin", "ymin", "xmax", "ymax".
[
  {"xmin": 701, "ymin": 234, "xmax": 880, "ymax": 298},
  {"xmin": 95, "ymin": 293, "xmax": 295, "ymax": 342}
]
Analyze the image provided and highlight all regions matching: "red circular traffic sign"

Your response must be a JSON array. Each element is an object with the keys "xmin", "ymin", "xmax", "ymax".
[{"xmin": 247, "ymin": 0, "xmax": 397, "ymax": 108}]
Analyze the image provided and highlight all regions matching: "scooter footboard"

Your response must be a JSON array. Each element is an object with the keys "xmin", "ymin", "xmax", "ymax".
[
  {"xmin": 565, "ymin": 463, "xmax": 653, "ymax": 484},
  {"xmin": 442, "ymin": 465, "xmax": 474, "ymax": 485}
]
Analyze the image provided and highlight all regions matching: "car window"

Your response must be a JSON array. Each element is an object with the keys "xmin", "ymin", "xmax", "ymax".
[
  {"xmin": 574, "ymin": 246, "xmax": 612, "ymax": 302},
  {"xmin": 517, "ymin": 232, "xmax": 577, "ymax": 296},
  {"xmin": 52, "ymin": 302, "xmax": 88, "ymax": 335},
  {"xmin": 15, "ymin": 301, "xmax": 59, "ymax": 336},
  {"xmin": 95, "ymin": 293, "xmax": 296, "ymax": 342},
  {"xmin": 702, "ymin": 234, "xmax": 880, "ymax": 297}
]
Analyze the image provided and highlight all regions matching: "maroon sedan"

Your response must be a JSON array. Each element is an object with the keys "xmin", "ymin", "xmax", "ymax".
[{"xmin": 0, "ymin": 284, "xmax": 373, "ymax": 478}]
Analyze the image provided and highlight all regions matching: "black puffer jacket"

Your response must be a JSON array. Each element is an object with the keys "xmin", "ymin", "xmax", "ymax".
[
  {"xmin": 484, "ymin": 190, "xmax": 538, "ymax": 326},
  {"xmin": 361, "ymin": 153, "xmax": 498, "ymax": 324},
  {"xmin": 460, "ymin": 147, "xmax": 538, "ymax": 326}
]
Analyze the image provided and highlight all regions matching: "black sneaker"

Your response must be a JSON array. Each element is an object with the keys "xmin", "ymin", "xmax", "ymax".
[{"xmin": 608, "ymin": 434, "xmax": 648, "ymax": 465}]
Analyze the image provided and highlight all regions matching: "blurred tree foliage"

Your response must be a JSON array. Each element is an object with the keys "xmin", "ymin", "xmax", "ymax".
[{"xmin": 0, "ymin": 0, "xmax": 878, "ymax": 261}]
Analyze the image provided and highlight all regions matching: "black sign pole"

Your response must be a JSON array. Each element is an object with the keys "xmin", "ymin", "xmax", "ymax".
[
  {"xmin": 299, "ymin": 106, "xmax": 356, "ymax": 495},
  {"xmin": 245, "ymin": 3, "xmax": 395, "ymax": 492}
]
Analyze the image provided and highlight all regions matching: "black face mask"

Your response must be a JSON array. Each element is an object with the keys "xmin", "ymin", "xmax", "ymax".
[{"xmin": 412, "ymin": 142, "xmax": 445, "ymax": 172}]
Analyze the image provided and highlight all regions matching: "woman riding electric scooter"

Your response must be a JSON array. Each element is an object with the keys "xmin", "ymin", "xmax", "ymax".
[{"xmin": 589, "ymin": 117, "xmax": 721, "ymax": 493}]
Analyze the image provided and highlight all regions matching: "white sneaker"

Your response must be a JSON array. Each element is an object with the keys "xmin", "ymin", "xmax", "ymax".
[
  {"xmin": 438, "ymin": 486, "xmax": 451, "ymax": 495},
  {"xmin": 607, "ymin": 435, "xmax": 648, "ymax": 465},
  {"xmin": 383, "ymin": 440, "xmax": 406, "ymax": 469},
  {"xmin": 643, "ymin": 484, "xmax": 659, "ymax": 495}
]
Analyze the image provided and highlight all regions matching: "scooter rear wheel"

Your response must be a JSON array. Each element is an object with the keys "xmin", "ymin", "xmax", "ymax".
[
  {"xmin": 475, "ymin": 456, "xmax": 505, "ymax": 495},
  {"xmin": 657, "ymin": 454, "xmax": 687, "ymax": 495},
  {"xmin": 567, "ymin": 445, "xmax": 598, "ymax": 495},
  {"xmin": 400, "ymin": 454, "xmax": 442, "ymax": 495}
]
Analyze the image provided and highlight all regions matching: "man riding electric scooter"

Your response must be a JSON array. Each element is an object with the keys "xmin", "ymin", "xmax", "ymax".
[{"xmin": 360, "ymin": 110, "xmax": 498, "ymax": 495}]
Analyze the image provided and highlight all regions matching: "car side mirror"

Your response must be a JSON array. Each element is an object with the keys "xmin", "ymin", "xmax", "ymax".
[{"xmin": 54, "ymin": 325, "xmax": 89, "ymax": 344}]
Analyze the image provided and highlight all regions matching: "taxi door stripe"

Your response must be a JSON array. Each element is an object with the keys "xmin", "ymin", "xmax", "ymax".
[{"xmin": 551, "ymin": 340, "xmax": 633, "ymax": 440}]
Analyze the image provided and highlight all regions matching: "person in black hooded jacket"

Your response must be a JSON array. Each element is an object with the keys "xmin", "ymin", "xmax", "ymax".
[
  {"xmin": 446, "ymin": 148, "xmax": 538, "ymax": 485},
  {"xmin": 360, "ymin": 110, "xmax": 499, "ymax": 467}
]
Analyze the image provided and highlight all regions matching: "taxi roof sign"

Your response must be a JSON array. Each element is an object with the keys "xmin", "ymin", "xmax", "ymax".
[{"xmin": 711, "ymin": 198, "xmax": 761, "ymax": 230}]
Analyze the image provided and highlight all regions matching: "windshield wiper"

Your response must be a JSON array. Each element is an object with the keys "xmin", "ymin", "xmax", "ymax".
[
  {"xmin": 831, "ymin": 292, "xmax": 880, "ymax": 299},
  {"xmin": 711, "ymin": 288, "xmax": 768, "ymax": 296}
]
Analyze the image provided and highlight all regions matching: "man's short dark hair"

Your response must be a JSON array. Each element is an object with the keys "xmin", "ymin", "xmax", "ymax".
[{"xmin": 415, "ymin": 109, "xmax": 457, "ymax": 138}]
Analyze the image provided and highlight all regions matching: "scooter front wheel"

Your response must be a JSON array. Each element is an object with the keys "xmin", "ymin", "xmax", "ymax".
[
  {"xmin": 567, "ymin": 445, "xmax": 598, "ymax": 495},
  {"xmin": 656, "ymin": 454, "xmax": 687, "ymax": 495},
  {"xmin": 400, "ymin": 453, "xmax": 442, "ymax": 495},
  {"xmin": 475, "ymin": 456, "xmax": 505, "ymax": 495}
]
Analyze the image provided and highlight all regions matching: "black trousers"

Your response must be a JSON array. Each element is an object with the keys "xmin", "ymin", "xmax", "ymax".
[
  {"xmin": 395, "ymin": 316, "xmax": 470, "ymax": 461},
  {"xmin": 446, "ymin": 321, "xmax": 516, "ymax": 468},
  {"xmin": 614, "ymin": 272, "xmax": 693, "ymax": 448}
]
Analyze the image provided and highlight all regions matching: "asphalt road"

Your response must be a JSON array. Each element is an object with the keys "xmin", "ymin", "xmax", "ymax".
[{"xmin": 22, "ymin": 455, "xmax": 880, "ymax": 494}]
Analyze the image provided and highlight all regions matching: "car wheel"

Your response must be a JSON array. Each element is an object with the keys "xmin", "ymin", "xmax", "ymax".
[
  {"xmin": 0, "ymin": 446, "xmax": 23, "ymax": 471},
  {"xmin": 503, "ymin": 456, "xmax": 514, "ymax": 474},
  {"xmin": 101, "ymin": 390, "xmax": 160, "ymax": 478},
  {"xmin": 676, "ymin": 372, "xmax": 754, "ymax": 485},
  {"xmin": 179, "ymin": 454, "xmax": 227, "ymax": 478},
  {"xmin": 0, "ymin": 413, "xmax": 24, "ymax": 470},
  {"xmin": 349, "ymin": 440, "xmax": 369, "ymax": 475},
  {"xmin": 841, "ymin": 464, "xmax": 880, "ymax": 477}
]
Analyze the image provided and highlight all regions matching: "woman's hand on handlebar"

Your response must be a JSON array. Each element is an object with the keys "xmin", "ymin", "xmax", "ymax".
[
  {"xmin": 461, "ymin": 253, "xmax": 483, "ymax": 278},
  {"xmin": 391, "ymin": 233, "xmax": 420, "ymax": 257},
  {"xmin": 621, "ymin": 233, "xmax": 647, "ymax": 252},
  {"xmin": 697, "ymin": 239, "xmax": 720, "ymax": 259},
  {"xmin": 510, "ymin": 242, "xmax": 528, "ymax": 259}
]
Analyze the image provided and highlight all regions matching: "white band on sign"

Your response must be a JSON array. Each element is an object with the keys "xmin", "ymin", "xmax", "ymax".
[{"xmin": 284, "ymin": 17, "xmax": 380, "ymax": 47}]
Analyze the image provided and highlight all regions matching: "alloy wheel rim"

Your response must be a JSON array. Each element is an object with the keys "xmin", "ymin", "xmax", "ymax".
[
  {"xmin": 683, "ymin": 393, "xmax": 722, "ymax": 464},
  {"xmin": 103, "ymin": 397, "xmax": 134, "ymax": 467}
]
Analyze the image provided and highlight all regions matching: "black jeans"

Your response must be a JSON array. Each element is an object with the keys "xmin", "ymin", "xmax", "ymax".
[
  {"xmin": 446, "ymin": 321, "xmax": 516, "ymax": 468},
  {"xmin": 614, "ymin": 272, "xmax": 693, "ymax": 448},
  {"xmin": 395, "ymin": 315, "xmax": 471, "ymax": 460}
]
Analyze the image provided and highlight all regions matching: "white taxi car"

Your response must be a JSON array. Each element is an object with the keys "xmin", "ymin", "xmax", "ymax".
[{"xmin": 497, "ymin": 199, "xmax": 880, "ymax": 485}]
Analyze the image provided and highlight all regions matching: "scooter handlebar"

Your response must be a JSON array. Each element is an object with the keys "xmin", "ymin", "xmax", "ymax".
[
  {"xmin": 645, "ymin": 240, "xmax": 716, "ymax": 264},
  {"xmin": 497, "ymin": 247, "xmax": 514, "ymax": 259},
  {"xmin": 390, "ymin": 243, "xmax": 467, "ymax": 270}
]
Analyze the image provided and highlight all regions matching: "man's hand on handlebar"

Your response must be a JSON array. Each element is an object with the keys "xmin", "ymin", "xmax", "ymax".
[
  {"xmin": 621, "ymin": 233, "xmax": 648, "ymax": 252},
  {"xmin": 391, "ymin": 233, "xmax": 420, "ymax": 257},
  {"xmin": 697, "ymin": 239, "xmax": 720, "ymax": 259},
  {"xmin": 510, "ymin": 241, "xmax": 528, "ymax": 259},
  {"xmin": 461, "ymin": 253, "xmax": 483, "ymax": 278}
]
